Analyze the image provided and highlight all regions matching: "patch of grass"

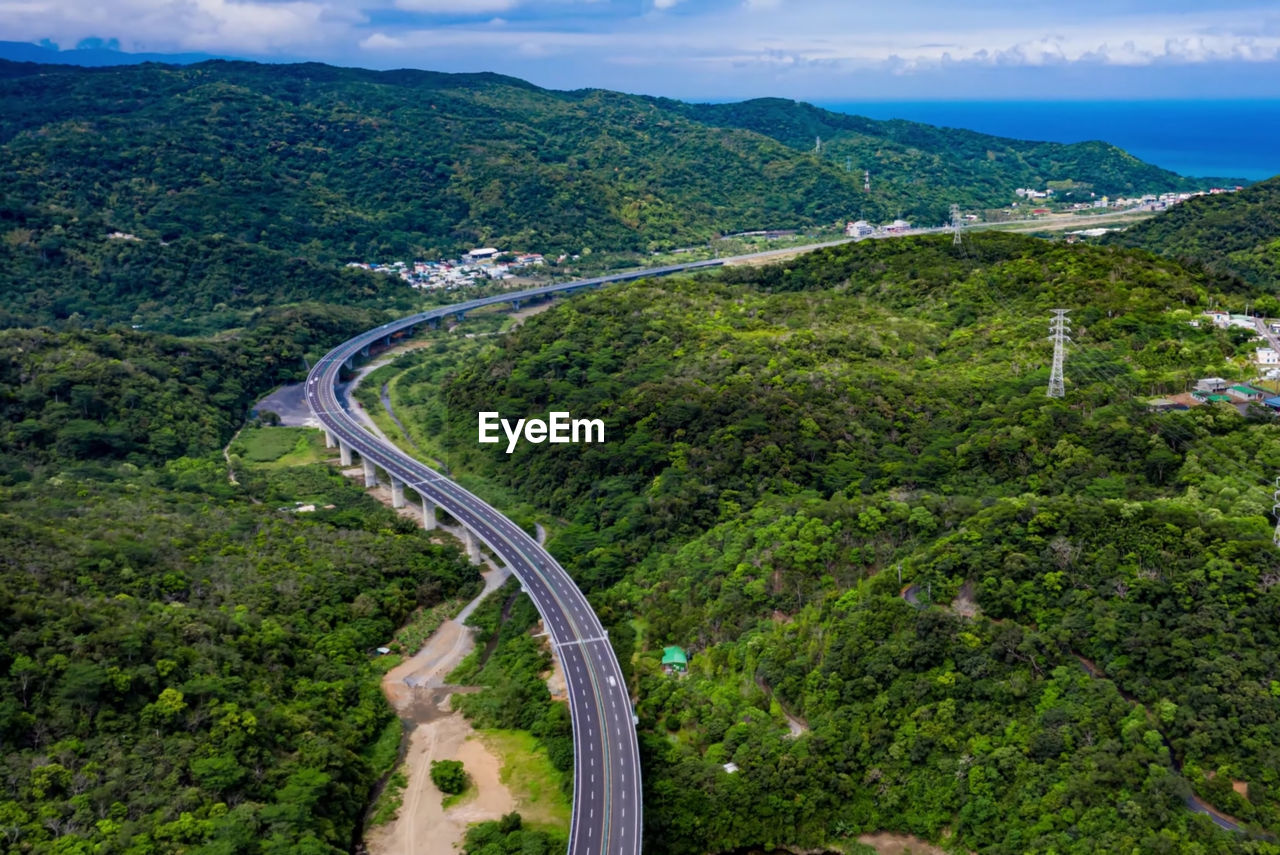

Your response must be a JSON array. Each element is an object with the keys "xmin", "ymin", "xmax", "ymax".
[
  {"xmin": 441, "ymin": 786, "xmax": 476, "ymax": 810},
  {"xmin": 477, "ymin": 729, "xmax": 571, "ymax": 832},
  {"xmin": 231, "ymin": 426, "xmax": 327, "ymax": 467},
  {"xmin": 368, "ymin": 770, "xmax": 408, "ymax": 827},
  {"xmin": 393, "ymin": 597, "xmax": 464, "ymax": 655},
  {"xmin": 362, "ymin": 717, "xmax": 403, "ymax": 780}
]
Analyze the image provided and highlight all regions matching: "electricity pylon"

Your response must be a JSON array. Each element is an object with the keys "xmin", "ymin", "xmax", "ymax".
[
  {"xmin": 1272, "ymin": 477, "xmax": 1280, "ymax": 547},
  {"xmin": 1048, "ymin": 310, "xmax": 1070, "ymax": 398},
  {"xmin": 951, "ymin": 203, "xmax": 963, "ymax": 246}
]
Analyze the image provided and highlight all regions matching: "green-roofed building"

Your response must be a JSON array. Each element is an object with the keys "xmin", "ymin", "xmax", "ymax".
[{"xmin": 661, "ymin": 646, "xmax": 688, "ymax": 674}]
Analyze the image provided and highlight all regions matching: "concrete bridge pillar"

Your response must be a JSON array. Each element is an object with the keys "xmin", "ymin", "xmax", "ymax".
[
  {"xmin": 463, "ymin": 528, "xmax": 482, "ymax": 565},
  {"xmin": 362, "ymin": 458, "xmax": 378, "ymax": 488},
  {"xmin": 390, "ymin": 476, "xmax": 405, "ymax": 508},
  {"xmin": 324, "ymin": 430, "xmax": 335, "ymax": 449},
  {"xmin": 344, "ymin": 356, "xmax": 354, "ymax": 370},
  {"xmin": 360, "ymin": 345, "xmax": 370, "ymax": 358},
  {"xmin": 382, "ymin": 335, "xmax": 391, "ymax": 347},
  {"xmin": 512, "ymin": 299, "xmax": 521, "ymax": 310},
  {"xmin": 339, "ymin": 441, "xmax": 352, "ymax": 467},
  {"xmin": 422, "ymin": 499, "xmax": 437, "ymax": 531}
]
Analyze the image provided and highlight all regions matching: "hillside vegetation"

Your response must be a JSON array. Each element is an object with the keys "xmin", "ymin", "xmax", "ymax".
[
  {"xmin": 381, "ymin": 232, "xmax": 1280, "ymax": 853},
  {"xmin": 0, "ymin": 298, "xmax": 486, "ymax": 853},
  {"xmin": 0, "ymin": 59, "xmax": 1225, "ymax": 330},
  {"xmin": 1110, "ymin": 175, "xmax": 1280, "ymax": 288}
]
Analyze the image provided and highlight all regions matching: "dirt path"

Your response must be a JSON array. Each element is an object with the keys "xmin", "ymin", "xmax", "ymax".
[
  {"xmin": 367, "ymin": 560, "xmax": 515, "ymax": 855},
  {"xmin": 344, "ymin": 359, "xmax": 395, "ymax": 444}
]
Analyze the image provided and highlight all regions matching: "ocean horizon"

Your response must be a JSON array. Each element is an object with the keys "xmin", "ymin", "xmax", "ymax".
[{"xmin": 814, "ymin": 99, "xmax": 1280, "ymax": 182}]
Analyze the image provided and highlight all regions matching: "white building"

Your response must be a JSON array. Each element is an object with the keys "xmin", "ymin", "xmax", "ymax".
[{"xmin": 1256, "ymin": 348, "xmax": 1280, "ymax": 366}]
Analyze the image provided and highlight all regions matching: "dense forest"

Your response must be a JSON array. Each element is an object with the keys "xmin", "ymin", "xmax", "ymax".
[
  {"xmin": 1110, "ymin": 175, "xmax": 1280, "ymax": 289},
  {"xmin": 368, "ymin": 232, "xmax": 1280, "ymax": 853},
  {"xmin": 0, "ymin": 303, "xmax": 390, "ymax": 469},
  {"xmin": 0, "ymin": 295, "xmax": 486, "ymax": 852},
  {"xmin": 0, "ymin": 58, "xmax": 1229, "ymax": 330}
]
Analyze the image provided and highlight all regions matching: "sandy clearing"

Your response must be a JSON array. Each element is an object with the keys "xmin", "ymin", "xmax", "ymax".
[
  {"xmin": 857, "ymin": 831, "xmax": 950, "ymax": 855},
  {"xmin": 364, "ymin": 707, "xmax": 514, "ymax": 855},
  {"xmin": 350, "ymin": 468, "xmax": 516, "ymax": 855},
  {"xmin": 506, "ymin": 301, "xmax": 555, "ymax": 329}
]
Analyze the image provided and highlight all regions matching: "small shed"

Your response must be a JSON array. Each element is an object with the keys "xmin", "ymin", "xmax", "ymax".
[
  {"xmin": 1263, "ymin": 396, "xmax": 1280, "ymax": 410},
  {"xmin": 661, "ymin": 646, "xmax": 688, "ymax": 674}
]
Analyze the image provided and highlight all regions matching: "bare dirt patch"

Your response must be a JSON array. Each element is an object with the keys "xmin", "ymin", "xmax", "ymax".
[
  {"xmin": 364, "ymin": 708, "xmax": 514, "ymax": 855},
  {"xmin": 857, "ymin": 831, "xmax": 949, "ymax": 855},
  {"xmin": 950, "ymin": 579, "xmax": 979, "ymax": 619}
]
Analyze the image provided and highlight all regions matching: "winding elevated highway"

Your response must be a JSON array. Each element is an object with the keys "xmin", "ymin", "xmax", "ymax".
[
  {"xmin": 306, "ymin": 261, "xmax": 753, "ymax": 855},
  {"xmin": 306, "ymin": 241, "xmax": 859, "ymax": 853}
]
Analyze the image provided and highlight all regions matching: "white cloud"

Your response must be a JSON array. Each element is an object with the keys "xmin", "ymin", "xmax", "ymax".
[
  {"xmin": 395, "ymin": 0, "xmax": 518, "ymax": 12},
  {"xmin": 0, "ymin": 0, "xmax": 362, "ymax": 54}
]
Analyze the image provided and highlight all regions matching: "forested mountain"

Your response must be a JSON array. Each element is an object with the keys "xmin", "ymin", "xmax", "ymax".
[
  {"xmin": 0, "ymin": 58, "xmax": 1226, "ymax": 331},
  {"xmin": 376, "ymin": 232, "xmax": 1280, "ymax": 853},
  {"xmin": 0, "ymin": 300, "xmax": 483, "ymax": 853},
  {"xmin": 1110, "ymin": 175, "xmax": 1280, "ymax": 288},
  {"xmin": 0, "ymin": 303, "xmax": 386, "ymax": 468},
  {"xmin": 665, "ymin": 97, "xmax": 1223, "ymax": 210}
]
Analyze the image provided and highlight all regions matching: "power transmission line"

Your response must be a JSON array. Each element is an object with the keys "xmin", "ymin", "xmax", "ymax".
[{"xmin": 1048, "ymin": 310, "xmax": 1070, "ymax": 398}]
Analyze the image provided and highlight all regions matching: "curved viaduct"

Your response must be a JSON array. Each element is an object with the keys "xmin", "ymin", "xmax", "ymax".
[{"xmin": 307, "ymin": 240, "xmax": 859, "ymax": 853}]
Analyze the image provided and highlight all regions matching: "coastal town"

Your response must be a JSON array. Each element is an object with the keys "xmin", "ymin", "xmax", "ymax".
[{"xmin": 346, "ymin": 247, "xmax": 546, "ymax": 290}]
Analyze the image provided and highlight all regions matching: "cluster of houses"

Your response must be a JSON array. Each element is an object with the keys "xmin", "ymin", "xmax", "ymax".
[
  {"xmin": 1151, "ymin": 379, "xmax": 1280, "ymax": 414},
  {"xmin": 1196, "ymin": 310, "xmax": 1280, "ymax": 375},
  {"xmin": 1009, "ymin": 186, "xmax": 1242, "ymax": 218},
  {"xmin": 844, "ymin": 218, "xmax": 911, "ymax": 238},
  {"xmin": 346, "ymin": 247, "xmax": 546, "ymax": 291}
]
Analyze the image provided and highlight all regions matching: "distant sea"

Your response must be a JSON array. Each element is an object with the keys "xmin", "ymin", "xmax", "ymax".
[{"xmin": 816, "ymin": 100, "xmax": 1280, "ymax": 182}]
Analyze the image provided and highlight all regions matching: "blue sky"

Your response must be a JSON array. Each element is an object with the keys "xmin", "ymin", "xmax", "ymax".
[{"xmin": 7, "ymin": 0, "xmax": 1280, "ymax": 99}]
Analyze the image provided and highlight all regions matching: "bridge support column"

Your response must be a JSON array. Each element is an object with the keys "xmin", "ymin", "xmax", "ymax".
[
  {"xmin": 390, "ymin": 476, "xmax": 405, "ymax": 508},
  {"xmin": 362, "ymin": 458, "xmax": 378, "ymax": 488},
  {"xmin": 324, "ymin": 430, "xmax": 335, "ymax": 449},
  {"xmin": 463, "ymin": 528, "xmax": 482, "ymax": 565},
  {"xmin": 512, "ymin": 299, "xmax": 521, "ymax": 310},
  {"xmin": 360, "ymin": 345, "xmax": 370, "ymax": 358},
  {"xmin": 339, "ymin": 441, "xmax": 352, "ymax": 467},
  {"xmin": 422, "ymin": 499, "xmax": 437, "ymax": 531}
]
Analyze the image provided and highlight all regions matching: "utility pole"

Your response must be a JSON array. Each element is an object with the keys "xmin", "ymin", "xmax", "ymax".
[
  {"xmin": 950, "ymin": 203, "xmax": 963, "ymax": 246},
  {"xmin": 1272, "ymin": 477, "xmax": 1280, "ymax": 548},
  {"xmin": 1047, "ymin": 309, "xmax": 1071, "ymax": 398}
]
